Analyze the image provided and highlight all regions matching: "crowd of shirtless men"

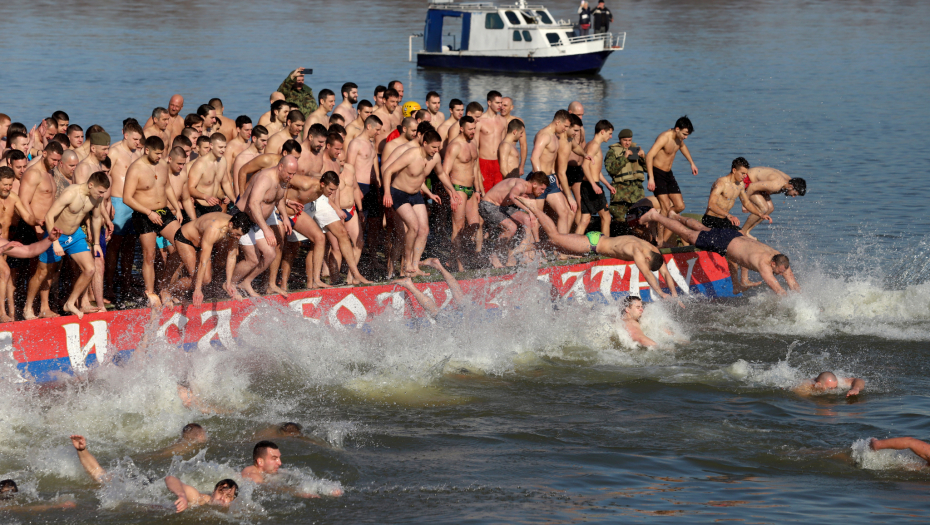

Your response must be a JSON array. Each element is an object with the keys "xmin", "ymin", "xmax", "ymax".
[{"xmin": 0, "ymin": 67, "xmax": 809, "ymax": 321}]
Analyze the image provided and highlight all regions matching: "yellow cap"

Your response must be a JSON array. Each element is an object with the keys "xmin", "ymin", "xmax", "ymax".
[{"xmin": 402, "ymin": 101, "xmax": 422, "ymax": 118}]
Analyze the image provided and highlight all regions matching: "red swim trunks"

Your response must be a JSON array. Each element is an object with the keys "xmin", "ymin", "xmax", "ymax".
[
  {"xmin": 479, "ymin": 158, "xmax": 502, "ymax": 192},
  {"xmin": 386, "ymin": 128, "xmax": 400, "ymax": 142},
  {"xmin": 743, "ymin": 175, "xmax": 752, "ymax": 188}
]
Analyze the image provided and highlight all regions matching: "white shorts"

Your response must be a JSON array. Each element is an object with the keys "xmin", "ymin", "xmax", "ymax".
[
  {"xmin": 239, "ymin": 210, "xmax": 281, "ymax": 246},
  {"xmin": 312, "ymin": 196, "xmax": 341, "ymax": 232}
]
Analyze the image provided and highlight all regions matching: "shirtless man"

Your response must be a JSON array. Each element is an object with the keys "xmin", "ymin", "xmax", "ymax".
[
  {"xmin": 424, "ymin": 91, "xmax": 445, "ymax": 128},
  {"xmin": 322, "ymin": 133, "xmax": 344, "ymax": 174},
  {"xmin": 443, "ymin": 116, "xmax": 481, "ymax": 270},
  {"xmin": 622, "ymin": 296, "xmax": 656, "ymax": 347},
  {"xmin": 517, "ymin": 196, "xmax": 685, "ymax": 304},
  {"xmin": 638, "ymin": 208, "xmax": 801, "ymax": 295},
  {"xmin": 143, "ymin": 107, "xmax": 170, "ymax": 145},
  {"xmin": 341, "ymin": 115, "xmax": 382, "ymax": 264},
  {"xmin": 188, "ymin": 133, "xmax": 232, "ymax": 216},
  {"xmin": 382, "ymin": 130, "xmax": 445, "ymax": 276},
  {"xmin": 437, "ymin": 99, "xmax": 464, "ymax": 143},
  {"xmin": 645, "ymin": 115, "xmax": 699, "ymax": 244},
  {"xmin": 236, "ymin": 140, "xmax": 301, "ymax": 198},
  {"xmin": 105, "ymin": 120, "xmax": 145, "ymax": 303},
  {"xmin": 373, "ymin": 88, "xmax": 401, "ymax": 153},
  {"xmin": 55, "ymin": 150, "xmax": 79, "ymax": 192},
  {"xmin": 298, "ymin": 124, "xmax": 327, "ymax": 175},
  {"xmin": 344, "ymin": 99, "xmax": 374, "ymax": 144},
  {"xmin": 577, "ymin": 120, "xmax": 615, "ymax": 236},
  {"xmin": 0, "ymin": 168, "xmax": 37, "ymax": 322},
  {"xmin": 373, "ymin": 85, "xmax": 386, "ymax": 110},
  {"xmin": 381, "ymin": 117, "xmax": 417, "ymax": 163},
  {"xmin": 473, "ymin": 91, "xmax": 507, "ymax": 193},
  {"xmin": 39, "ymin": 172, "xmax": 109, "ymax": 318},
  {"xmin": 501, "ymin": 97, "xmax": 527, "ymax": 174},
  {"xmin": 74, "ymin": 132, "xmax": 110, "ymax": 185},
  {"xmin": 230, "ymin": 156, "xmax": 295, "ymax": 298},
  {"xmin": 388, "ymin": 80, "xmax": 405, "ymax": 122},
  {"xmin": 280, "ymin": 172, "xmax": 336, "ymax": 290},
  {"xmin": 530, "ymin": 110, "xmax": 573, "ymax": 234},
  {"xmin": 793, "ymin": 371, "xmax": 864, "ymax": 397},
  {"xmin": 208, "ymin": 98, "xmax": 236, "ymax": 141},
  {"xmin": 241, "ymin": 440, "xmax": 342, "ymax": 497},
  {"xmin": 447, "ymin": 102, "xmax": 483, "ymax": 148},
  {"xmin": 305, "ymin": 89, "xmax": 335, "ymax": 134},
  {"xmin": 264, "ymin": 99, "xmax": 290, "ymax": 136},
  {"xmin": 497, "ymin": 118, "xmax": 526, "ymax": 181},
  {"xmin": 196, "ymin": 104, "xmax": 218, "ymax": 136},
  {"xmin": 258, "ymin": 92, "xmax": 286, "ymax": 128},
  {"xmin": 557, "ymin": 114, "xmax": 586, "ymax": 220},
  {"xmin": 143, "ymin": 95, "xmax": 185, "ymax": 144},
  {"xmin": 231, "ymin": 125, "xmax": 268, "ymax": 195},
  {"xmin": 332, "ymin": 82, "xmax": 358, "ymax": 124},
  {"xmin": 479, "ymin": 173, "xmax": 548, "ymax": 267},
  {"xmin": 266, "ymin": 110, "xmax": 305, "ymax": 160},
  {"xmin": 319, "ymin": 163, "xmax": 372, "ymax": 286},
  {"xmin": 21, "ymin": 142, "xmax": 63, "ymax": 319},
  {"xmin": 223, "ymin": 116, "xmax": 253, "ymax": 179},
  {"xmin": 166, "ymin": 211, "xmax": 252, "ymax": 305},
  {"xmin": 702, "ymin": 157, "xmax": 771, "ymax": 231},
  {"xmin": 66, "ymin": 124, "xmax": 84, "ymax": 153},
  {"xmin": 123, "ymin": 136, "xmax": 182, "ymax": 306},
  {"xmin": 164, "ymin": 476, "xmax": 238, "ymax": 513},
  {"xmin": 741, "ymin": 167, "xmax": 807, "ymax": 239}
]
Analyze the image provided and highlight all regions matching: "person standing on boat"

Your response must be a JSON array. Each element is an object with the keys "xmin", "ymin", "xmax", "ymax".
[
  {"xmin": 437, "ymin": 99, "xmax": 464, "ymax": 144},
  {"xmin": 498, "ymin": 118, "xmax": 526, "ymax": 181},
  {"xmin": 425, "ymin": 91, "xmax": 445, "ymax": 129},
  {"xmin": 604, "ymin": 128, "xmax": 647, "ymax": 221},
  {"xmin": 475, "ymin": 91, "xmax": 507, "ymax": 192},
  {"xmin": 530, "ymin": 110, "xmax": 574, "ymax": 235},
  {"xmin": 578, "ymin": 1, "xmax": 592, "ymax": 36},
  {"xmin": 443, "ymin": 115, "xmax": 481, "ymax": 271},
  {"xmin": 701, "ymin": 157, "xmax": 770, "ymax": 232},
  {"xmin": 645, "ymin": 115, "xmax": 697, "ymax": 246},
  {"xmin": 500, "ymin": 97, "xmax": 527, "ymax": 176},
  {"xmin": 592, "ymin": 0, "xmax": 613, "ymax": 34}
]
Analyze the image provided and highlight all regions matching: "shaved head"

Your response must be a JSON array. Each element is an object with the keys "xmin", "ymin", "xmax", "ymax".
[
  {"xmin": 60, "ymin": 149, "xmax": 79, "ymax": 163},
  {"xmin": 271, "ymin": 91, "xmax": 286, "ymax": 103},
  {"xmin": 568, "ymin": 101, "xmax": 584, "ymax": 114},
  {"xmin": 815, "ymin": 371, "xmax": 838, "ymax": 388}
]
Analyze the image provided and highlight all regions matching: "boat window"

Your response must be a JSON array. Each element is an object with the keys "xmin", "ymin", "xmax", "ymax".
[
  {"xmin": 536, "ymin": 10, "xmax": 553, "ymax": 24},
  {"xmin": 505, "ymin": 11, "xmax": 521, "ymax": 25},
  {"xmin": 522, "ymin": 30, "xmax": 532, "ymax": 42},
  {"xmin": 485, "ymin": 13, "xmax": 504, "ymax": 30},
  {"xmin": 521, "ymin": 11, "xmax": 538, "ymax": 24},
  {"xmin": 546, "ymin": 33, "xmax": 562, "ymax": 46},
  {"xmin": 513, "ymin": 30, "xmax": 522, "ymax": 41},
  {"xmin": 565, "ymin": 31, "xmax": 574, "ymax": 41}
]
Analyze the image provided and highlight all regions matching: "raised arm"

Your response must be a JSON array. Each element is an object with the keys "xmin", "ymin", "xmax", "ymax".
[{"xmin": 70, "ymin": 435, "xmax": 106, "ymax": 483}]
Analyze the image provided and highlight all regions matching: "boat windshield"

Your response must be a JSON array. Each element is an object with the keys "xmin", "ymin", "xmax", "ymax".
[
  {"xmin": 504, "ymin": 11, "xmax": 521, "ymax": 25},
  {"xmin": 535, "ymin": 10, "xmax": 553, "ymax": 24},
  {"xmin": 521, "ymin": 10, "xmax": 538, "ymax": 24}
]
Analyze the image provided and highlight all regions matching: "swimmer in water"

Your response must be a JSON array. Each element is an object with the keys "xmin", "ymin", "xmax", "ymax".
[
  {"xmin": 241, "ymin": 441, "xmax": 343, "ymax": 497},
  {"xmin": 793, "ymin": 371, "xmax": 864, "ymax": 397},
  {"xmin": 165, "ymin": 477, "xmax": 239, "ymax": 513},
  {"xmin": 143, "ymin": 423, "xmax": 209, "ymax": 459},
  {"xmin": 0, "ymin": 478, "xmax": 76, "ymax": 511},
  {"xmin": 392, "ymin": 258, "xmax": 469, "ymax": 317},
  {"xmin": 621, "ymin": 296, "xmax": 656, "ymax": 347},
  {"xmin": 254, "ymin": 422, "xmax": 330, "ymax": 447},
  {"xmin": 869, "ymin": 437, "xmax": 930, "ymax": 465}
]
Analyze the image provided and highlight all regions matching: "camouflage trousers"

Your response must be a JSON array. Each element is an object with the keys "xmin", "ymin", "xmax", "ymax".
[{"xmin": 608, "ymin": 178, "xmax": 645, "ymax": 220}]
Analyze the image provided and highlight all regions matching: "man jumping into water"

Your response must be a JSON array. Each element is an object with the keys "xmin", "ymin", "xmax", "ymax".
[
  {"xmin": 637, "ymin": 208, "xmax": 800, "ymax": 295},
  {"xmin": 392, "ymin": 258, "xmax": 470, "ymax": 317},
  {"xmin": 516, "ymin": 196, "xmax": 685, "ymax": 305},
  {"xmin": 741, "ymin": 167, "xmax": 807, "ymax": 239}
]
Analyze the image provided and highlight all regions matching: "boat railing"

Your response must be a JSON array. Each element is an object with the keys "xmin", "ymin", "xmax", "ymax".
[{"xmin": 566, "ymin": 31, "xmax": 626, "ymax": 50}]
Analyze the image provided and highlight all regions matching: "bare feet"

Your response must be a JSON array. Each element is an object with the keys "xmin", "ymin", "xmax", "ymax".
[
  {"xmin": 240, "ymin": 283, "xmax": 261, "ymax": 298},
  {"xmin": 146, "ymin": 292, "xmax": 162, "ymax": 308},
  {"xmin": 267, "ymin": 284, "xmax": 290, "ymax": 298},
  {"xmin": 309, "ymin": 279, "xmax": 332, "ymax": 289},
  {"xmin": 392, "ymin": 277, "xmax": 414, "ymax": 288},
  {"xmin": 23, "ymin": 309, "xmax": 37, "ymax": 321},
  {"xmin": 80, "ymin": 305, "xmax": 101, "ymax": 314},
  {"xmin": 160, "ymin": 290, "xmax": 176, "ymax": 308},
  {"xmin": 743, "ymin": 232, "xmax": 758, "ymax": 241},
  {"xmin": 422, "ymin": 258, "xmax": 444, "ymax": 271},
  {"xmin": 224, "ymin": 282, "xmax": 243, "ymax": 301},
  {"xmin": 639, "ymin": 208, "xmax": 661, "ymax": 224},
  {"xmin": 489, "ymin": 254, "xmax": 505, "ymax": 269},
  {"xmin": 63, "ymin": 302, "xmax": 84, "ymax": 319},
  {"xmin": 0, "ymin": 314, "xmax": 12, "ymax": 323}
]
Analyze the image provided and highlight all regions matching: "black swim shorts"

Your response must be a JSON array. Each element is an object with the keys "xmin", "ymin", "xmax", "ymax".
[
  {"xmin": 580, "ymin": 181, "xmax": 608, "ymax": 215},
  {"xmin": 131, "ymin": 208, "xmax": 178, "ymax": 236},
  {"xmin": 652, "ymin": 167, "xmax": 681, "ymax": 196},
  {"xmin": 701, "ymin": 214, "xmax": 740, "ymax": 231},
  {"xmin": 695, "ymin": 228, "xmax": 743, "ymax": 257},
  {"xmin": 390, "ymin": 186, "xmax": 425, "ymax": 211},
  {"xmin": 567, "ymin": 165, "xmax": 585, "ymax": 185}
]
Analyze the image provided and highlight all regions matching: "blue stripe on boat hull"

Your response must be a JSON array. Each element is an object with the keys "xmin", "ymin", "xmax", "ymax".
[{"xmin": 417, "ymin": 50, "xmax": 614, "ymax": 74}]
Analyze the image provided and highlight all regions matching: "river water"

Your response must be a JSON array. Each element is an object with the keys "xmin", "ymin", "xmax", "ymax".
[{"xmin": 2, "ymin": 0, "xmax": 930, "ymax": 522}]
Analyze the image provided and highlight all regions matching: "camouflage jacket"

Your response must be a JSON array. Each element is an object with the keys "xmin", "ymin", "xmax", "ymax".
[
  {"xmin": 277, "ymin": 76, "xmax": 317, "ymax": 117},
  {"xmin": 604, "ymin": 141, "xmax": 647, "ymax": 182}
]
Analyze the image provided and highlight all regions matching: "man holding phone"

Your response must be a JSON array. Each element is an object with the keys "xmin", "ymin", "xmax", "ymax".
[
  {"xmin": 604, "ymin": 128, "xmax": 648, "ymax": 221},
  {"xmin": 277, "ymin": 67, "xmax": 317, "ymax": 119}
]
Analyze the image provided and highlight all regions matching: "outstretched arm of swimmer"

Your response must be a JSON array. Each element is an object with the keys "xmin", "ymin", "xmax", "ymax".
[
  {"xmin": 842, "ymin": 376, "xmax": 865, "ymax": 397},
  {"xmin": 632, "ymin": 250, "xmax": 672, "ymax": 301},
  {"xmin": 424, "ymin": 258, "xmax": 467, "ymax": 306},
  {"xmin": 756, "ymin": 264, "xmax": 787, "ymax": 296},
  {"xmin": 393, "ymin": 278, "xmax": 440, "ymax": 316},
  {"xmin": 657, "ymin": 263, "xmax": 685, "ymax": 308},
  {"xmin": 70, "ymin": 435, "xmax": 107, "ymax": 483},
  {"xmin": 870, "ymin": 437, "xmax": 930, "ymax": 463},
  {"xmin": 626, "ymin": 320, "xmax": 657, "ymax": 347},
  {"xmin": 782, "ymin": 266, "xmax": 801, "ymax": 292},
  {"xmin": 165, "ymin": 475, "xmax": 203, "ymax": 513}
]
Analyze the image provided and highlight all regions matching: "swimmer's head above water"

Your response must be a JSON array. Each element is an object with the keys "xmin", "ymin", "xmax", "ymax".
[
  {"xmin": 253, "ymin": 441, "xmax": 282, "ymax": 474},
  {"xmin": 0, "ymin": 479, "xmax": 17, "ymax": 500},
  {"xmin": 622, "ymin": 296, "xmax": 644, "ymax": 321},
  {"xmin": 182, "ymin": 423, "xmax": 207, "ymax": 443},
  {"xmin": 211, "ymin": 479, "xmax": 239, "ymax": 506},
  {"xmin": 812, "ymin": 371, "xmax": 839, "ymax": 390}
]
